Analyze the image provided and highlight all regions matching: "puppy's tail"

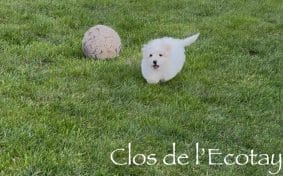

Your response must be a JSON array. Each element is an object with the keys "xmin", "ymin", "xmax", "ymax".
[{"xmin": 182, "ymin": 33, "xmax": 200, "ymax": 47}]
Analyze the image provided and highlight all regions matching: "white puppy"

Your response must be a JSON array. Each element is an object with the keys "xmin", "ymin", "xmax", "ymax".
[{"xmin": 141, "ymin": 33, "xmax": 199, "ymax": 84}]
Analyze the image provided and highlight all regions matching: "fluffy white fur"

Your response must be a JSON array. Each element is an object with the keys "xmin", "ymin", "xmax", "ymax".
[{"xmin": 141, "ymin": 33, "xmax": 199, "ymax": 84}]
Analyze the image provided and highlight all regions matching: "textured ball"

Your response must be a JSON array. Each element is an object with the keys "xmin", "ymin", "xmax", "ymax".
[{"xmin": 82, "ymin": 25, "xmax": 122, "ymax": 59}]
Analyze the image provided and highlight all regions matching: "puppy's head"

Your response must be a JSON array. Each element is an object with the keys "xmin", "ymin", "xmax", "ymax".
[{"xmin": 142, "ymin": 41, "xmax": 171, "ymax": 70}]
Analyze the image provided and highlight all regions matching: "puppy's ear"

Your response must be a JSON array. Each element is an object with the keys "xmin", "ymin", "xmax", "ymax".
[{"xmin": 164, "ymin": 44, "xmax": 171, "ymax": 56}]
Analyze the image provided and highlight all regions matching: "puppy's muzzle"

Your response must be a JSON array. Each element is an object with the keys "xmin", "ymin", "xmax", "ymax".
[{"xmin": 152, "ymin": 60, "xmax": 159, "ymax": 69}]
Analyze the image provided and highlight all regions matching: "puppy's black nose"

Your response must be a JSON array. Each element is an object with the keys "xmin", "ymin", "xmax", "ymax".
[{"xmin": 153, "ymin": 60, "xmax": 157, "ymax": 65}]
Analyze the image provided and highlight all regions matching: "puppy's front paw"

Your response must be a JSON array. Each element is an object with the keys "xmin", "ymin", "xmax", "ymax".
[{"xmin": 146, "ymin": 79, "xmax": 160, "ymax": 84}]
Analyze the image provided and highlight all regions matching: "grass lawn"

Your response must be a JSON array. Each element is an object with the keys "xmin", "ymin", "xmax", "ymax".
[{"xmin": 0, "ymin": 0, "xmax": 282, "ymax": 175}]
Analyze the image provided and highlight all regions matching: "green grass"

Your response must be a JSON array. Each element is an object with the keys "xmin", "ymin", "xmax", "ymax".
[{"xmin": 0, "ymin": 0, "xmax": 282, "ymax": 175}]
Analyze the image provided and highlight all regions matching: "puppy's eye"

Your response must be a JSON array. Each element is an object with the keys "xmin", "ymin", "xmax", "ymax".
[
  {"xmin": 149, "ymin": 54, "xmax": 153, "ymax": 57},
  {"xmin": 159, "ymin": 54, "xmax": 163, "ymax": 57}
]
